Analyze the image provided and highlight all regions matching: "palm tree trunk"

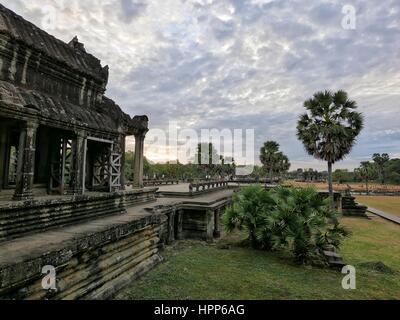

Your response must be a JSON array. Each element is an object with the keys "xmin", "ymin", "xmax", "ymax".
[
  {"xmin": 328, "ymin": 161, "xmax": 334, "ymax": 207},
  {"xmin": 366, "ymin": 179, "xmax": 369, "ymax": 195},
  {"xmin": 269, "ymin": 167, "xmax": 273, "ymax": 184}
]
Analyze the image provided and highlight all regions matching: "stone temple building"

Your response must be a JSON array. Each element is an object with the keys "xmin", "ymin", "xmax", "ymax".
[
  {"xmin": 0, "ymin": 4, "xmax": 235, "ymax": 300},
  {"xmin": 0, "ymin": 4, "xmax": 148, "ymax": 200}
]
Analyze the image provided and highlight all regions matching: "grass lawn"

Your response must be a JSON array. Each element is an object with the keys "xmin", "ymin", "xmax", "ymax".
[
  {"xmin": 117, "ymin": 217, "xmax": 400, "ymax": 300},
  {"xmin": 356, "ymin": 196, "xmax": 400, "ymax": 217}
]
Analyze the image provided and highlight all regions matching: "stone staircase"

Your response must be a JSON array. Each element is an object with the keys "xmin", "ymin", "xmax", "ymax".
[
  {"xmin": 323, "ymin": 249, "xmax": 346, "ymax": 269},
  {"xmin": 342, "ymin": 195, "xmax": 368, "ymax": 217}
]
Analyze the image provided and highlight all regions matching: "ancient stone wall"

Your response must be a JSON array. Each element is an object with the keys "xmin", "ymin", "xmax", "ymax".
[
  {"xmin": 0, "ymin": 214, "xmax": 167, "ymax": 300},
  {"xmin": 0, "ymin": 189, "xmax": 157, "ymax": 242}
]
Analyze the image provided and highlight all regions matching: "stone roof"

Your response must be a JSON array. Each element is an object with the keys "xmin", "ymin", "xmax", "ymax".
[
  {"xmin": 0, "ymin": 4, "xmax": 108, "ymax": 83},
  {"xmin": 0, "ymin": 80, "xmax": 129, "ymax": 135},
  {"xmin": 0, "ymin": 4, "xmax": 149, "ymax": 137}
]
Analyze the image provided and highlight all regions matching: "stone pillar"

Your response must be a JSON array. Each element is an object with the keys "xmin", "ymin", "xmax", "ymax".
[
  {"xmin": 214, "ymin": 208, "xmax": 221, "ymax": 238},
  {"xmin": 167, "ymin": 210, "xmax": 176, "ymax": 244},
  {"xmin": 13, "ymin": 121, "xmax": 38, "ymax": 201},
  {"xmin": 336, "ymin": 193, "xmax": 343, "ymax": 213},
  {"xmin": 176, "ymin": 210, "xmax": 184, "ymax": 240},
  {"xmin": 119, "ymin": 134, "xmax": 126, "ymax": 190},
  {"xmin": 206, "ymin": 210, "xmax": 215, "ymax": 242},
  {"xmin": 70, "ymin": 131, "xmax": 86, "ymax": 195},
  {"xmin": 133, "ymin": 132, "xmax": 146, "ymax": 188},
  {"xmin": 0, "ymin": 126, "xmax": 6, "ymax": 190}
]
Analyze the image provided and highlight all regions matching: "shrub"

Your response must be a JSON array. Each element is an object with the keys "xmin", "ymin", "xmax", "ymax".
[
  {"xmin": 223, "ymin": 186, "xmax": 350, "ymax": 265},
  {"xmin": 223, "ymin": 185, "xmax": 274, "ymax": 248}
]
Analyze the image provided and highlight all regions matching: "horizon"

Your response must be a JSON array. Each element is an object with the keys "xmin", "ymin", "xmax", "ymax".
[{"xmin": 4, "ymin": 0, "xmax": 400, "ymax": 171}]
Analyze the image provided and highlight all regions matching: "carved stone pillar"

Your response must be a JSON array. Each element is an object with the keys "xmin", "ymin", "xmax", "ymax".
[
  {"xmin": 133, "ymin": 132, "xmax": 146, "ymax": 188},
  {"xmin": 119, "ymin": 134, "xmax": 126, "ymax": 190},
  {"xmin": 13, "ymin": 121, "xmax": 38, "ymax": 201},
  {"xmin": 0, "ymin": 126, "xmax": 6, "ymax": 191},
  {"xmin": 70, "ymin": 131, "xmax": 86, "ymax": 195}
]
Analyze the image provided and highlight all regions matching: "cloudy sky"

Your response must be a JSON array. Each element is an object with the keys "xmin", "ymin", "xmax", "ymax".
[{"xmin": 3, "ymin": 0, "xmax": 400, "ymax": 170}]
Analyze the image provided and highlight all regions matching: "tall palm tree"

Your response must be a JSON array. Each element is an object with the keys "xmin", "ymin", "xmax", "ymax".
[
  {"xmin": 260, "ymin": 141, "xmax": 290, "ymax": 183},
  {"xmin": 372, "ymin": 153, "xmax": 390, "ymax": 184},
  {"xmin": 297, "ymin": 90, "xmax": 364, "ymax": 204},
  {"xmin": 260, "ymin": 141, "xmax": 279, "ymax": 183},
  {"xmin": 274, "ymin": 152, "xmax": 291, "ymax": 180},
  {"xmin": 355, "ymin": 161, "xmax": 377, "ymax": 194}
]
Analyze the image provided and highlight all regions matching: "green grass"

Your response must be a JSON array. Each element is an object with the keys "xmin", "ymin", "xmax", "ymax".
[
  {"xmin": 116, "ymin": 217, "xmax": 400, "ymax": 300},
  {"xmin": 356, "ymin": 196, "xmax": 400, "ymax": 217}
]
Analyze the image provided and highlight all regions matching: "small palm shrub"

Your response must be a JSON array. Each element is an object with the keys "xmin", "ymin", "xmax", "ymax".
[
  {"xmin": 223, "ymin": 186, "xmax": 349, "ymax": 265},
  {"xmin": 223, "ymin": 185, "xmax": 275, "ymax": 248}
]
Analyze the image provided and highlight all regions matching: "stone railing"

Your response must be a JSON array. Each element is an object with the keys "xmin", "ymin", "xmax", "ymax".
[
  {"xmin": 189, "ymin": 181, "xmax": 229, "ymax": 193},
  {"xmin": 229, "ymin": 178, "xmax": 281, "ymax": 184},
  {"xmin": 143, "ymin": 179, "xmax": 179, "ymax": 187}
]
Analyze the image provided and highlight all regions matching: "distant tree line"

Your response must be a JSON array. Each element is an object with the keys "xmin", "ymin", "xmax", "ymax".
[
  {"xmin": 321, "ymin": 154, "xmax": 400, "ymax": 185},
  {"xmin": 286, "ymin": 168, "xmax": 328, "ymax": 182},
  {"xmin": 296, "ymin": 154, "xmax": 400, "ymax": 184},
  {"xmin": 124, "ymin": 143, "xmax": 236, "ymax": 182},
  {"xmin": 284, "ymin": 154, "xmax": 400, "ymax": 186}
]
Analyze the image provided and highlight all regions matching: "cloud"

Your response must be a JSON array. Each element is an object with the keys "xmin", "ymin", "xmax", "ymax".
[
  {"xmin": 2, "ymin": 0, "xmax": 400, "ymax": 169},
  {"xmin": 119, "ymin": 0, "xmax": 147, "ymax": 23}
]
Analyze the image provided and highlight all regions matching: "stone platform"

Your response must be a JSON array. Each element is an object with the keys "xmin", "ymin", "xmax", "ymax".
[
  {"xmin": 0, "ymin": 187, "xmax": 235, "ymax": 299},
  {"xmin": 0, "ymin": 188, "xmax": 158, "ymax": 242},
  {"xmin": 0, "ymin": 206, "xmax": 166, "ymax": 300}
]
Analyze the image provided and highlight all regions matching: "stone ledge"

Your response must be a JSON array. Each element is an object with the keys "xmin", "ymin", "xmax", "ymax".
[
  {"xmin": 0, "ymin": 188, "xmax": 158, "ymax": 211},
  {"xmin": 0, "ymin": 189, "xmax": 159, "ymax": 242},
  {"xmin": 0, "ymin": 210, "xmax": 167, "ymax": 300}
]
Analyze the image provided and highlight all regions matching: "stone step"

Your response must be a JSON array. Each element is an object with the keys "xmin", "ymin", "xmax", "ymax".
[
  {"xmin": 323, "ymin": 249, "xmax": 346, "ymax": 269},
  {"xmin": 323, "ymin": 250, "xmax": 341, "ymax": 258},
  {"xmin": 0, "ymin": 190, "xmax": 157, "ymax": 243},
  {"xmin": 328, "ymin": 260, "xmax": 346, "ymax": 269}
]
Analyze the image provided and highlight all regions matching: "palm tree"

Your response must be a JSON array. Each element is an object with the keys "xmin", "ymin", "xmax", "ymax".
[
  {"xmin": 297, "ymin": 90, "xmax": 364, "ymax": 204},
  {"xmin": 274, "ymin": 152, "xmax": 291, "ymax": 181},
  {"xmin": 260, "ymin": 141, "xmax": 290, "ymax": 183},
  {"xmin": 372, "ymin": 153, "xmax": 390, "ymax": 184},
  {"xmin": 262, "ymin": 187, "xmax": 350, "ymax": 264},
  {"xmin": 355, "ymin": 161, "xmax": 377, "ymax": 194},
  {"xmin": 223, "ymin": 186, "xmax": 349, "ymax": 264},
  {"xmin": 223, "ymin": 185, "xmax": 274, "ymax": 248}
]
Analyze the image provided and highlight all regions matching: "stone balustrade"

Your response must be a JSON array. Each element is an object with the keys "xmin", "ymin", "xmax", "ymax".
[
  {"xmin": 189, "ymin": 181, "xmax": 229, "ymax": 193},
  {"xmin": 144, "ymin": 180, "xmax": 180, "ymax": 186},
  {"xmin": 127, "ymin": 180, "xmax": 179, "ymax": 187}
]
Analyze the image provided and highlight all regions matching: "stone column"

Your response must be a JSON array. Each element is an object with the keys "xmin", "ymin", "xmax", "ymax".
[
  {"xmin": 167, "ymin": 210, "xmax": 176, "ymax": 244},
  {"xmin": 70, "ymin": 131, "xmax": 86, "ymax": 195},
  {"xmin": 176, "ymin": 210, "xmax": 184, "ymax": 240},
  {"xmin": 119, "ymin": 134, "xmax": 126, "ymax": 190},
  {"xmin": 214, "ymin": 208, "xmax": 221, "ymax": 238},
  {"xmin": 0, "ymin": 126, "xmax": 7, "ymax": 190},
  {"xmin": 206, "ymin": 210, "xmax": 215, "ymax": 242},
  {"xmin": 13, "ymin": 121, "xmax": 38, "ymax": 201},
  {"xmin": 133, "ymin": 132, "xmax": 146, "ymax": 188}
]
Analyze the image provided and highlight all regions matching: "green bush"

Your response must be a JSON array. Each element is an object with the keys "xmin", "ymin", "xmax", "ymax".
[
  {"xmin": 223, "ymin": 185, "xmax": 275, "ymax": 248},
  {"xmin": 223, "ymin": 185, "xmax": 349, "ymax": 265}
]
